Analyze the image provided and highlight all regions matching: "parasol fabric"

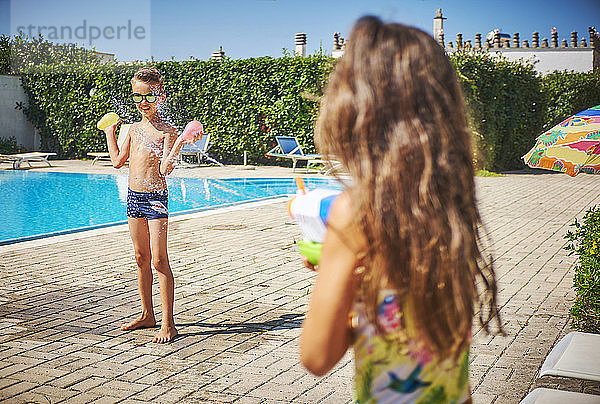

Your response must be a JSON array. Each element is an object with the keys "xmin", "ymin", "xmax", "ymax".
[{"xmin": 523, "ymin": 105, "xmax": 600, "ymax": 176}]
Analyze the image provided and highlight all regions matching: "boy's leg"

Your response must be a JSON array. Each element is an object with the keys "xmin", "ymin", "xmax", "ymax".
[
  {"xmin": 148, "ymin": 218, "xmax": 178, "ymax": 343},
  {"xmin": 121, "ymin": 217, "xmax": 157, "ymax": 330}
]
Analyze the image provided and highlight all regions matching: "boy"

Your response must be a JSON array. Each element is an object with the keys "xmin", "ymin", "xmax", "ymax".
[{"xmin": 103, "ymin": 66, "xmax": 200, "ymax": 343}]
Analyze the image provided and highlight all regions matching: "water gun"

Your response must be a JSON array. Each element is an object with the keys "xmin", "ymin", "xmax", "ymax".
[
  {"xmin": 288, "ymin": 178, "xmax": 341, "ymax": 265},
  {"xmin": 97, "ymin": 112, "xmax": 120, "ymax": 130}
]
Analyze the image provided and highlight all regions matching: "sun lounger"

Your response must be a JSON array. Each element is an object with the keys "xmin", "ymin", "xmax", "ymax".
[
  {"xmin": 519, "ymin": 388, "xmax": 600, "ymax": 403},
  {"xmin": 517, "ymin": 332, "xmax": 600, "ymax": 404},
  {"xmin": 178, "ymin": 134, "xmax": 224, "ymax": 167},
  {"xmin": 265, "ymin": 136, "xmax": 324, "ymax": 172},
  {"xmin": 0, "ymin": 152, "xmax": 57, "ymax": 169},
  {"xmin": 308, "ymin": 158, "xmax": 345, "ymax": 175},
  {"xmin": 88, "ymin": 124, "xmax": 131, "ymax": 165},
  {"xmin": 539, "ymin": 331, "xmax": 600, "ymax": 382}
]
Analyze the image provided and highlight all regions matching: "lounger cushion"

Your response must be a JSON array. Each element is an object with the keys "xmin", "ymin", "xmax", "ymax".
[
  {"xmin": 520, "ymin": 388, "xmax": 600, "ymax": 403},
  {"xmin": 540, "ymin": 331, "xmax": 600, "ymax": 382}
]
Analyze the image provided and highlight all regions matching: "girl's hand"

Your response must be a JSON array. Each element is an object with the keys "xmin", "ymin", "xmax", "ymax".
[{"xmin": 302, "ymin": 256, "xmax": 318, "ymax": 272}]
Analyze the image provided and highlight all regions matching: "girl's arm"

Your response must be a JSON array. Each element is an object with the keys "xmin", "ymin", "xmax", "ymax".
[
  {"xmin": 300, "ymin": 192, "xmax": 364, "ymax": 376},
  {"xmin": 104, "ymin": 121, "xmax": 130, "ymax": 169}
]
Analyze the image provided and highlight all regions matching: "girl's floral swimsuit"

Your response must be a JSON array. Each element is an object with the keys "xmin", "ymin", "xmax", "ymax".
[{"xmin": 351, "ymin": 291, "xmax": 470, "ymax": 403}]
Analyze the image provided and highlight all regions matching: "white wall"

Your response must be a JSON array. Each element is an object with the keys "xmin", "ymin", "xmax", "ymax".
[
  {"xmin": 491, "ymin": 48, "xmax": 594, "ymax": 74},
  {"xmin": 0, "ymin": 75, "xmax": 39, "ymax": 150}
]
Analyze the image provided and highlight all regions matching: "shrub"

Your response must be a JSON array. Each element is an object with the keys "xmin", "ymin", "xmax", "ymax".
[
  {"xmin": 564, "ymin": 206, "xmax": 600, "ymax": 333},
  {"xmin": 19, "ymin": 56, "xmax": 333, "ymax": 162},
  {"xmin": 450, "ymin": 51, "xmax": 546, "ymax": 172},
  {"xmin": 541, "ymin": 70, "xmax": 600, "ymax": 130},
  {"xmin": 0, "ymin": 33, "xmax": 101, "ymax": 75},
  {"xmin": 0, "ymin": 136, "xmax": 23, "ymax": 154},
  {"xmin": 12, "ymin": 38, "xmax": 600, "ymax": 170}
]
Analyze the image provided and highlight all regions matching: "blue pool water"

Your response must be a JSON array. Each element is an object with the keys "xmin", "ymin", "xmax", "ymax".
[{"xmin": 0, "ymin": 171, "xmax": 343, "ymax": 245}]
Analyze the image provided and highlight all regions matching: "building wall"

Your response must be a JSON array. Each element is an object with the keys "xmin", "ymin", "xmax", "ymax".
[
  {"xmin": 0, "ymin": 75, "xmax": 38, "ymax": 151},
  {"xmin": 428, "ymin": 8, "xmax": 598, "ymax": 75},
  {"xmin": 495, "ymin": 48, "xmax": 594, "ymax": 74}
]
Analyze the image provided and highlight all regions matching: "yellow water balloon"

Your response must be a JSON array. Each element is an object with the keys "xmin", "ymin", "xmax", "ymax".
[{"xmin": 97, "ymin": 112, "xmax": 120, "ymax": 130}]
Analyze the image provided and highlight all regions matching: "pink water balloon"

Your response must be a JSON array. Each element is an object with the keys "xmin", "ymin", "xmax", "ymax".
[{"xmin": 181, "ymin": 121, "xmax": 204, "ymax": 142}]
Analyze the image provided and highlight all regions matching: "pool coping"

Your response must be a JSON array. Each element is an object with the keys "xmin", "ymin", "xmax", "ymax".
[
  {"xmin": 1, "ymin": 172, "xmax": 346, "ymax": 248},
  {"xmin": 0, "ymin": 196, "xmax": 289, "ymax": 253}
]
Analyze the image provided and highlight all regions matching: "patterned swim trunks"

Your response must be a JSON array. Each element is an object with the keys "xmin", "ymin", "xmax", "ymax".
[{"xmin": 127, "ymin": 188, "xmax": 169, "ymax": 219}]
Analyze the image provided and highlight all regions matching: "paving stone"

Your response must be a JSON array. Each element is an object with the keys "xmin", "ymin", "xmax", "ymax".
[
  {"xmin": 0, "ymin": 380, "xmax": 38, "ymax": 400},
  {"xmin": 1, "ymin": 169, "xmax": 600, "ymax": 402},
  {"xmin": 128, "ymin": 384, "xmax": 172, "ymax": 401},
  {"xmin": 87, "ymin": 396, "xmax": 122, "ymax": 404},
  {"xmin": 28, "ymin": 384, "xmax": 80, "ymax": 402},
  {"xmin": 59, "ymin": 391, "xmax": 105, "ymax": 404},
  {"xmin": 69, "ymin": 376, "xmax": 110, "ymax": 393}
]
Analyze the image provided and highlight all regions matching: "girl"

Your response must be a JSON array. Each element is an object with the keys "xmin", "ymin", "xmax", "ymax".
[{"xmin": 300, "ymin": 16, "xmax": 503, "ymax": 403}]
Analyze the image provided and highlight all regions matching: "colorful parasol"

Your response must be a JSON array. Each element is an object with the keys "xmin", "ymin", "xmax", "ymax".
[{"xmin": 523, "ymin": 105, "xmax": 600, "ymax": 176}]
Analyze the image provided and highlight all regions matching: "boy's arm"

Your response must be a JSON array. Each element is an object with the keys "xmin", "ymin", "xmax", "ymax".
[
  {"xmin": 104, "ymin": 122, "xmax": 130, "ymax": 169},
  {"xmin": 160, "ymin": 130, "xmax": 183, "ymax": 176},
  {"xmin": 160, "ymin": 123, "xmax": 204, "ymax": 175}
]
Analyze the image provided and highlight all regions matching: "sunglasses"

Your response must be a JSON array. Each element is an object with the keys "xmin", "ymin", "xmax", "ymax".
[{"xmin": 132, "ymin": 93, "xmax": 159, "ymax": 103}]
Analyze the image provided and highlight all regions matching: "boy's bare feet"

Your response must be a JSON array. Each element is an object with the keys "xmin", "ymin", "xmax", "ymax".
[
  {"xmin": 120, "ymin": 315, "xmax": 156, "ymax": 331},
  {"xmin": 153, "ymin": 324, "xmax": 178, "ymax": 343}
]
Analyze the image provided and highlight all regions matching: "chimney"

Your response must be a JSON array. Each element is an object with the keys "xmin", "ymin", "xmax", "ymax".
[
  {"xmin": 295, "ymin": 33, "xmax": 307, "ymax": 57},
  {"xmin": 332, "ymin": 32, "xmax": 345, "ymax": 58},
  {"xmin": 532, "ymin": 32, "xmax": 539, "ymax": 48},
  {"xmin": 433, "ymin": 8, "xmax": 446, "ymax": 46},
  {"xmin": 211, "ymin": 46, "xmax": 225, "ymax": 61},
  {"xmin": 551, "ymin": 28, "xmax": 559, "ymax": 47}
]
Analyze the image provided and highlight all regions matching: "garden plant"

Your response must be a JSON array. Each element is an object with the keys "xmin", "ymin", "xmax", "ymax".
[{"xmin": 564, "ymin": 206, "xmax": 600, "ymax": 333}]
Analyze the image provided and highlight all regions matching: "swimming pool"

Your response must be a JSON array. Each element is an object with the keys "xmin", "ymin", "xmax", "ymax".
[{"xmin": 0, "ymin": 171, "xmax": 343, "ymax": 245}]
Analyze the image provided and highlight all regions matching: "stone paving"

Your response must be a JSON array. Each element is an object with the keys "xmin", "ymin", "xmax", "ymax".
[{"xmin": 1, "ymin": 161, "xmax": 600, "ymax": 403}]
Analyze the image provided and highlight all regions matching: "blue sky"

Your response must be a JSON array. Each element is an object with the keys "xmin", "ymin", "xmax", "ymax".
[{"xmin": 1, "ymin": 0, "xmax": 599, "ymax": 61}]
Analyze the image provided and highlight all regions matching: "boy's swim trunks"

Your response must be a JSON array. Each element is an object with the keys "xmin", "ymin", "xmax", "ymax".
[{"xmin": 127, "ymin": 188, "xmax": 169, "ymax": 219}]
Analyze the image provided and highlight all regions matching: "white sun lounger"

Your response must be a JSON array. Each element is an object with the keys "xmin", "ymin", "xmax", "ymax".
[
  {"xmin": 520, "ymin": 388, "xmax": 600, "ymax": 403},
  {"xmin": 539, "ymin": 331, "xmax": 600, "ymax": 382},
  {"xmin": 265, "ymin": 136, "xmax": 324, "ymax": 172},
  {"xmin": 0, "ymin": 152, "xmax": 57, "ymax": 169},
  {"xmin": 178, "ymin": 134, "xmax": 224, "ymax": 167}
]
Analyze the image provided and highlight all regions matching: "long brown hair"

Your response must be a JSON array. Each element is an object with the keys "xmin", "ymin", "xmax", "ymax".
[{"xmin": 316, "ymin": 16, "xmax": 502, "ymax": 360}]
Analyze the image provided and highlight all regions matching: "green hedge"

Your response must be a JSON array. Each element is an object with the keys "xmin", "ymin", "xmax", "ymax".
[
  {"xmin": 20, "ymin": 57, "xmax": 332, "ymax": 163},
  {"xmin": 452, "ymin": 52, "xmax": 599, "ymax": 171},
  {"xmin": 565, "ymin": 206, "xmax": 600, "ymax": 333},
  {"xmin": 451, "ymin": 51, "xmax": 547, "ymax": 171},
  {"xmin": 14, "ymin": 46, "xmax": 600, "ymax": 169},
  {"xmin": 0, "ymin": 34, "xmax": 101, "ymax": 75},
  {"xmin": 542, "ymin": 70, "xmax": 600, "ymax": 129}
]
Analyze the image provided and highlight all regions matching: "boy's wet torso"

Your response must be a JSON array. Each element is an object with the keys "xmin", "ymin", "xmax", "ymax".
[{"xmin": 128, "ymin": 121, "xmax": 174, "ymax": 192}]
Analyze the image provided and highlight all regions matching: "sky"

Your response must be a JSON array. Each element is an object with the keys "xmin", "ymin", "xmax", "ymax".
[{"xmin": 1, "ymin": 0, "xmax": 599, "ymax": 61}]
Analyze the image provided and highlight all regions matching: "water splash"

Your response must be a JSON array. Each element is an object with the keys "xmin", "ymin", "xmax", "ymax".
[
  {"xmin": 180, "ymin": 178, "xmax": 187, "ymax": 202},
  {"xmin": 89, "ymin": 87, "xmax": 137, "ymax": 124},
  {"xmin": 90, "ymin": 84, "xmax": 193, "ymax": 134},
  {"xmin": 157, "ymin": 98, "xmax": 190, "ymax": 134},
  {"xmin": 109, "ymin": 93, "xmax": 137, "ymax": 124}
]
